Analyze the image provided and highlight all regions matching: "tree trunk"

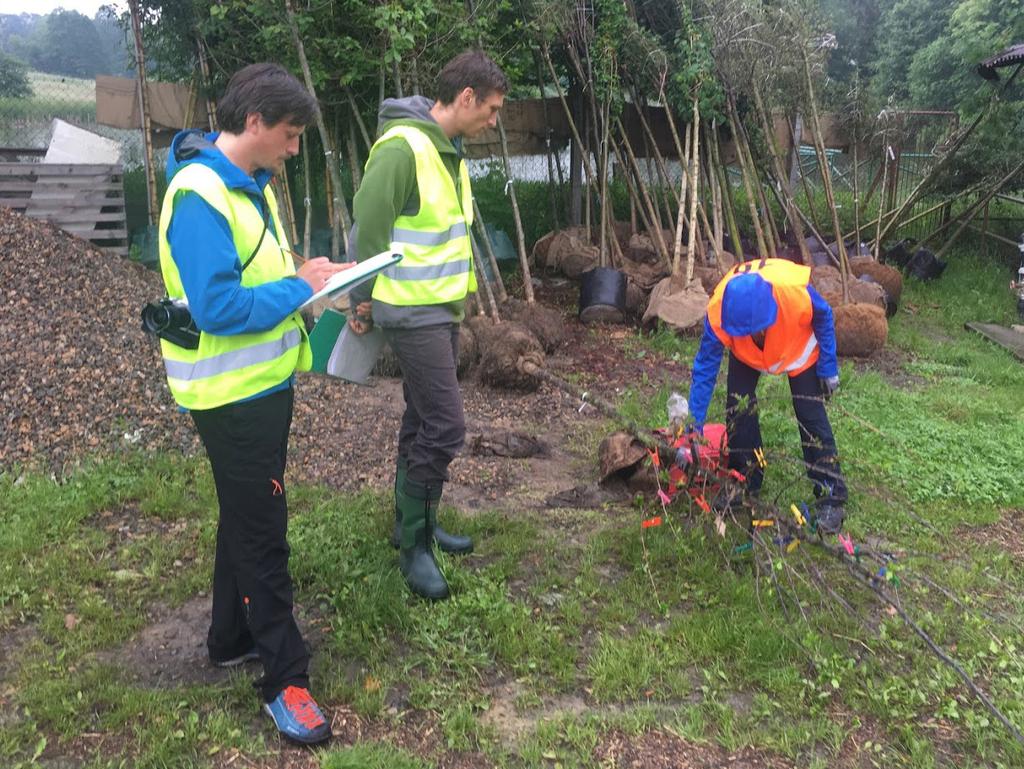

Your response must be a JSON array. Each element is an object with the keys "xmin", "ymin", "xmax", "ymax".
[
  {"xmin": 802, "ymin": 51, "xmax": 849, "ymax": 300},
  {"xmin": 284, "ymin": 0, "xmax": 350, "ymax": 257},
  {"xmin": 726, "ymin": 95, "xmax": 768, "ymax": 259},
  {"xmin": 128, "ymin": 0, "xmax": 158, "ymax": 228}
]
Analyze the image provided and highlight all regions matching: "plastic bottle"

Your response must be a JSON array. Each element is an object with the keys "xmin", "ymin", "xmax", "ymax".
[{"xmin": 666, "ymin": 392, "xmax": 689, "ymax": 436}]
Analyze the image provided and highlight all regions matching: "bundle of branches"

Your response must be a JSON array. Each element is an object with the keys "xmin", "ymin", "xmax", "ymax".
[{"xmin": 630, "ymin": 389, "xmax": 1024, "ymax": 756}]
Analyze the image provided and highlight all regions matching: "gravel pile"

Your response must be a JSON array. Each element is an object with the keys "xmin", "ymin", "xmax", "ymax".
[
  {"xmin": 0, "ymin": 209, "xmax": 604, "ymax": 500},
  {"xmin": 0, "ymin": 207, "xmax": 196, "ymax": 471}
]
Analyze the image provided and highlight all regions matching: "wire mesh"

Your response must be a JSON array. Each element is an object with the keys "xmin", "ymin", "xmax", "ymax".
[{"xmin": 0, "ymin": 69, "xmax": 146, "ymax": 165}]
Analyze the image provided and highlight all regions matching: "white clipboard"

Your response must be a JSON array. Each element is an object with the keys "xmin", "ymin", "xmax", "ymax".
[
  {"xmin": 325, "ymin": 323, "xmax": 385, "ymax": 385},
  {"xmin": 300, "ymin": 250, "xmax": 402, "ymax": 309}
]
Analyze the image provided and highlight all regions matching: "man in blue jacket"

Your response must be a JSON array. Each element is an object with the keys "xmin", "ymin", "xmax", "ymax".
[
  {"xmin": 158, "ymin": 63, "xmax": 346, "ymax": 745},
  {"xmin": 687, "ymin": 258, "xmax": 847, "ymax": 534}
]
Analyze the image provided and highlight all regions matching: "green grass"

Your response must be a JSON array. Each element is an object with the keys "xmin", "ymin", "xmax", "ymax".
[
  {"xmin": 0, "ymin": 71, "xmax": 95, "ymax": 128},
  {"xmin": 4, "ymin": 246, "xmax": 1024, "ymax": 766}
]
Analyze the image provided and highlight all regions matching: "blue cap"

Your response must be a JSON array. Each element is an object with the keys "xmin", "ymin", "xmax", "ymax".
[{"xmin": 721, "ymin": 273, "xmax": 778, "ymax": 336}]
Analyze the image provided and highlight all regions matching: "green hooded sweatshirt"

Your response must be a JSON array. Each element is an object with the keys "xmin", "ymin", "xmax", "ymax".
[{"xmin": 350, "ymin": 95, "xmax": 470, "ymax": 328}]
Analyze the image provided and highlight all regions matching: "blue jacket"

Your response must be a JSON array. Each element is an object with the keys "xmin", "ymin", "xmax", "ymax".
[
  {"xmin": 687, "ymin": 284, "xmax": 838, "ymax": 427},
  {"xmin": 165, "ymin": 130, "xmax": 311, "ymax": 337}
]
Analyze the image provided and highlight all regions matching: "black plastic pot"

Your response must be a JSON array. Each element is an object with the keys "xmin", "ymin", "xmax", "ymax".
[{"xmin": 579, "ymin": 267, "xmax": 626, "ymax": 324}]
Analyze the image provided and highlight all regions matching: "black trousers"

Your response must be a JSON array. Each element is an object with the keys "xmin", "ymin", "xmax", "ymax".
[
  {"xmin": 190, "ymin": 387, "xmax": 309, "ymax": 702},
  {"xmin": 383, "ymin": 323, "xmax": 465, "ymax": 487},
  {"xmin": 725, "ymin": 354, "xmax": 847, "ymax": 502}
]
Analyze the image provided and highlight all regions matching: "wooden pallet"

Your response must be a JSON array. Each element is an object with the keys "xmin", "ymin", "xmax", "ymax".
[
  {"xmin": 964, "ymin": 321, "xmax": 1024, "ymax": 362},
  {"xmin": 0, "ymin": 162, "xmax": 129, "ymax": 256}
]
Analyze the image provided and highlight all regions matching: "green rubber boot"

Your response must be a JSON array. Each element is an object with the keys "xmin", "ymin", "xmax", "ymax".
[
  {"xmin": 390, "ymin": 458, "xmax": 472, "ymax": 555},
  {"xmin": 398, "ymin": 480, "xmax": 449, "ymax": 600}
]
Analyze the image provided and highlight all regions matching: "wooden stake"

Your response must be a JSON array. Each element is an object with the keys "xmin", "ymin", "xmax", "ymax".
[
  {"xmin": 345, "ymin": 112, "xmax": 362, "ymax": 192},
  {"xmin": 541, "ymin": 42, "xmax": 597, "ymax": 192},
  {"xmin": 531, "ymin": 49, "xmax": 561, "ymax": 230},
  {"xmin": 801, "ymin": 50, "xmax": 849, "ymax": 300},
  {"xmin": 726, "ymin": 95, "xmax": 768, "ymax": 259},
  {"xmin": 472, "ymin": 201, "xmax": 508, "ymax": 302},
  {"xmin": 732, "ymin": 96, "xmax": 778, "ymax": 256},
  {"xmin": 276, "ymin": 172, "xmax": 299, "ymax": 247},
  {"xmin": 684, "ymin": 96, "xmax": 701, "ymax": 283},
  {"xmin": 751, "ymin": 82, "xmax": 811, "ymax": 264},
  {"xmin": 877, "ymin": 62, "xmax": 1024, "ymax": 245},
  {"xmin": 302, "ymin": 135, "xmax": 312, "ymax": 258},
  {"xmin": 470, "ymin": 231, "xmax": 501, "ymax": 322},
  {"xmin": 344, "ymin": 86, "xmax": 372, "ymax": 150},
  {"xmin": 934, "ymin": 158, "xmax": 1024, "ymax": 259},
  {"xmin": 660, "ymin": 88, "xmax": 712, "ymax": 263},
  {"xmin": 617, "ymin": 117, "xmax": 671, "ymax": 268},
  {"xmin": 195, "ymin": 34, "xmax": 217, "ymax": 131},
  {"xmin": 713, "ymin": 131, "xmax": 744, "ymax": 260}
]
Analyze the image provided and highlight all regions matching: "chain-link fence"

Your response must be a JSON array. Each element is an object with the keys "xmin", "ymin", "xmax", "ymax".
[
  {"xmin": 3, "ymin": 76, "xmax": 1016, "ymax": 258},
  {"xmin": 0, "ymin": 69, "xmax": 146, "ymax": 165}
]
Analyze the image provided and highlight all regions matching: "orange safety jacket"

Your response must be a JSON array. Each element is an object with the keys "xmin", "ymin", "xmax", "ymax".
[{"xmin": 706, "ymin": 258, "xmax": 819, "ymax": 376}]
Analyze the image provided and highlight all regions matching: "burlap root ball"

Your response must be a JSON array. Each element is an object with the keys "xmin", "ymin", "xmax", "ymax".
[
  {"xmin": 822, "ymin": 280, "xmax": 886, "ymax": 312},
  {"xmin": 811, "ymin": 264, "xmax": 843, "ymax": 296},
  {"xmin": 624, "ymin": 279, "xmax": 649, "ymax": 318},
  {"xmin": 502, "ymin": 297, "xmax": 566, "ymax": 353},
  {"xmin": 849, "ymin": 257, "xmax": 903, "ymax": 304},
  {"xmin": 834, "ymin": 302, "xmax": 888, "ymax": 357},
  {"xmin": 456, "ymin": 324, "xmax": 478, "ymax": 377},
  {"xmin": 476, "ymin": 321, "xmax": 546, "ymax": 391},
  {"xmin": 848, "ymin": 279, "xmax": 887, "ymax": 311},
  {"xmin": 374, "ymin": 339, "xmax": 402, "ymax": 377},
  {"xmin": 531, "ymin": 231, "xmax": 556, "ymax": 268}
]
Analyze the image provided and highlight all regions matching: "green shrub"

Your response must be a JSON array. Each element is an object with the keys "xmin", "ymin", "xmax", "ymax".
[{"xmin": 0, "ymin": 51, "xmax": 31, "ymax": 99}]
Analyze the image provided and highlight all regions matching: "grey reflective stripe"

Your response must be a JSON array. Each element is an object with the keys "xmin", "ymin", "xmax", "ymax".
[
  {"xmin": 767, "ymin": 333, "xmax": 818, "ymax": 374},
  {"xmin": 382, "ymin": 259, "xmax": 471, "ymax": 281},
  {"xmin": 164, "ymin": 328, "xmax": 302, "ymax": 382},
  {"xmin": 391, "ymin": 222, "xmax": 468, "ymax": 247}
]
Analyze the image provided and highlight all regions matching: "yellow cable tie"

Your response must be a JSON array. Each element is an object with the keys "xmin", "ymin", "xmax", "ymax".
[
  {"xmin": 790, "ymin": 503, "xmax": 806, "ymax": 526},
  {"xmin": 754, "ymin": 447, "xmax": 767, "ymax": 469}
]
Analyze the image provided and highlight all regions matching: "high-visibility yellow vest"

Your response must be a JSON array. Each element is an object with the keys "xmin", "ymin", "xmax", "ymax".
[
  {"xmin": 369, "ymin": 125, "xmax": 477, "ymax": 305},
  {"xmin": 157, "ymin": 163, "xmax": 311, "ymax": 410},
  {"xmin": 706, "ymin": 258, "xmax": 819, "ymax": 376}
]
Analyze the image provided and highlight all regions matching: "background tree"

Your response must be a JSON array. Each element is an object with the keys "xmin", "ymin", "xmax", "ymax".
[
  {"xmin": 0, "ymin": 13, "xmax": 37, "ymax": 55},
  {"xmin": 819, "ymin": 0, "xmax": 882, "ymax": 87},
  {"xmin": 24, "ymin": 10, "xmax": 110, "ymax": 78},
  {"xmin": 93, "ymin": 8, "xmax": 133, "ymax": 78},
  {"xmin": 869, "ymin": 0, "xmax": 957, "ymax": 104},
  {"xmin": 0, "ymin": 49, "xmax": 31, "ymax": 98}
]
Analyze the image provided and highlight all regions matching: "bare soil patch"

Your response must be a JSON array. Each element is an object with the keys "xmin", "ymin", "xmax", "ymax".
[
  {"xmin": 956, "ymin": 509, "xmax": 1024, "ymax": 560},
  {"xmin": 94, "ymin": 595, "xmax": 326, "ymax": 690},
  {"xmin": 594, "ymin": 728, "xmax": 793, "ymax": 768}
]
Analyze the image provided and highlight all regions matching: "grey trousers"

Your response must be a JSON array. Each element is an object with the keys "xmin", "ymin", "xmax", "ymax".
[{"xmin": 383, "ymin": 323, "xmax": 465, "ymax": 486}]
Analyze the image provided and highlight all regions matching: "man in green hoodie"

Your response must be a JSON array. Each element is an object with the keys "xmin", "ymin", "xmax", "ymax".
[{"xmin": 348, "ymin": 50, "xmax": 507, "ymax": 600}]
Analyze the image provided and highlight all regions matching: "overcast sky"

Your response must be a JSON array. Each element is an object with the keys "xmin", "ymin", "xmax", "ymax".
[{"xmin": 0, "ymin": 1, "xmax": 124, "ymax": 16}]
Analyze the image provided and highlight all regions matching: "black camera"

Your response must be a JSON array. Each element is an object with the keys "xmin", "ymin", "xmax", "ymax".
[{"xmin": 141, "ymin": 298, "xmax": 201, "ymax": 349}]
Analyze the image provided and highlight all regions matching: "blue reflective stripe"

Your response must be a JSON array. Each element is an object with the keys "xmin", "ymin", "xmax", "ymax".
[
  {"xmin": 391, "ymin": 222, "xmax": 468, "ymax": 247},
  {"xmin": 382, "ymin": 259, "xmax": 472, "ymax": 281},
  {"xmin": 164, "ymin": 329, "xmax": 302, "ymax": 382}
]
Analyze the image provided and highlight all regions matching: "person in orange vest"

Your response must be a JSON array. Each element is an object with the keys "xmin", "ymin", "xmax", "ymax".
[{"xmin": 687, "ymin": 257, "xmax": 847, "ymax": 534}]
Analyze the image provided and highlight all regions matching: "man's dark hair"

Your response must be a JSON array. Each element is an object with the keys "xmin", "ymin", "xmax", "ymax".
[
  {"xmin": 435, "ymin": 50, "xmax": 509, "ymax": 105},
  {"xmin": 216, "ymin": 63, "xmax": 319, "ymax": 134}
]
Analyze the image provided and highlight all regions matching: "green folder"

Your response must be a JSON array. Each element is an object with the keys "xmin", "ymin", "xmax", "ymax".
[{"xmin": 309, "ymin": 308, "xmax": 346, "ymax": 373}]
